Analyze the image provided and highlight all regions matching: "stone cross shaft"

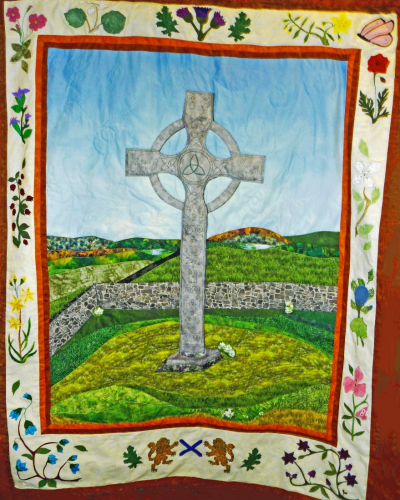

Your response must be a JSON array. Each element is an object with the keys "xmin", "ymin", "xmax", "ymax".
[{"xmin": 126, "ymin": 91, "xmax": 265, "ymax": 371}]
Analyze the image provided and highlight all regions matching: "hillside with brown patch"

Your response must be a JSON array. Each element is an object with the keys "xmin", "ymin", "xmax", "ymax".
[
  {"xmin": 208, "ymin": 227, "xmax": 291, "ymax": 245},
  {"xmin": 47, "ymin": 247, "xmax": 136, "ymax": 262}
]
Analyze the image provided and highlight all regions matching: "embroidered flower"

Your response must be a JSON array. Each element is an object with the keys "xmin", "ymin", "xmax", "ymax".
[
  {"xmin": 13, "ymin": 442, "xmax": 18, "ymax": 451},
  {"xmin": 69, "ymin": 455, "xmax": 78, "ymax": 461},
  {"xmin": 344, "ymin": 472, "xmax": 358, "ymax": 487},
  {"xmin": 355, "ymin": 406, "xmax": 368, "ymax": 420},
  {"xmin": 338, "ymin": 448, "xmax": 351, "ymax": 461},
  {"xmin": 26, "ymin": 195, "xmax": 34, "ymax": 201},
  {"xmin": 177, "ymin": 7, "xmax": 192, "ymax": 22},
  {"xmin": 297, "ymin": 440, "xmax": 309, "ymax": 452},
  {"xmin": 12, "ymin": 88, "xmax": 30, "ymax": 99},
  {"xmin": 28, "ymin": 13, "xmax": 47, "ymax": 31},
  {"xmin": 25, "ymin": 424, "xmax": 37, "ymax": 435},
  {"xmin": 9, "ymin": 296, "xmax": 25, "ymax": 313},
  {"xmin": 23, "ymin": 393, "xmax": 32, "ymax": 400},
  {"xmin": 308, "ymin": 470, "xmax": 316, "ymax": 478},
  {"xmin": 10, "ymin": 118, "xmax": 20, "ymax": 126},
  {"xmin": 47, "ymin": 454, "xmax": 58, "ymax": 465},
  {"xmin": 368, "ymin": 54, "xmax": 390, "ymax": 75},
  {"xmin": 343, "ymin": 366, "xmax": 367, "ymax": 398},
  {"xmin": 8, "ymin": 316, "xmax": 23, "ymax": 330},
  {"xmin": 330, "ymin": 13, "xmax": 352, "ymax": 35},
  {"xmin": 281, "ymin": 452, "xmax": 296, "ymax": 465},
  {"xmin": 6, "ymin": 7, "xmax": 21, "ymax": 22},
  {"xmin": 16, "ymin": 459, "xmax": 28, "ymax": 472},
  {"xmin": 326, "ymin": 478, "xmax": 331, "ymax": 486},
  {"xmin": 346, "ymin": 464, "xmax": 353, "ymax": 471},
  {"xmin": 70, "ymin": 463, "xmax": 80, "ymax": 474},
  {"xmin": 210, "ymin": 11, "xmax": 226, "ymax": 28},
  {"xmin": 60, "ymin": 439, "xmax": 70, "ymax": 446},
  {"xmin": 353, "ymin": 161, "xmax": 381, "ymax": 187},
  {"xmin": 223, "ymin": 408, "xmax": 234, "ymax": 419},
  {"xmin": 9, "ymin": 409, "xmax": 22, "ymax": 420}
]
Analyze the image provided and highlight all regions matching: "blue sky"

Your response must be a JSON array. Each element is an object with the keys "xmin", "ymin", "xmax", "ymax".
[{"xmin": 46, "ymin": 49, "xmax": 347, "ymax": 240}]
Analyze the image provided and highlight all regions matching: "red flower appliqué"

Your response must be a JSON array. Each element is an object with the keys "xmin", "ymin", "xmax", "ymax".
[
  {"xmin": 343, "ymin": 366, "xmax": 367, "ymax": 398},
  {"xmin": 6, "ymin": 7, "xmax": 20, "ymax": 22},
  {"xmin": 367, "ymin": 54, "xmax": 390, "ymax": 74},
  {"xmin": 28, "ymin": 13, "xmax": 47, "ymax": 31},
  {"xmin": 355, "ymin": 407, "xmax": 368, "ymax": 420}
]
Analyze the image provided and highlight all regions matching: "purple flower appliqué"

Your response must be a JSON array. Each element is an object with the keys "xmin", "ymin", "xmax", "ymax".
[
  {"xmin": 25, "ymin": 424, "xmax": 37, "ymax": 436},
  {"xmin": 297, "ymin": 440, "xmax": 309, "ymax": 452},
  {"xmin": 10, "ymin": 118, "xmax": 20, "ymax": 126},
  {"xmin": 308, "ymin": 470, "xmax": 316, "ymax": 478},
  {"xmin": 193, "ymin": 7, "xmax": 211, "ymax": 19},
  {"xmin": 346, "ymin": 464, "xmax": 353, "ymax": 471},
  {"xmin": 292, "ymin": 473, "xmax": 297, "ymax": 479},
  {"xmin": 338, "ymin": 448, "xmax": 351, "ymax": 461},
  {"xmin": 326, "ymin": 478, "xmax": 331, "ymax": 486},
  {"xmin": 345, "ymin": 473, "xmax": 358, "ymax": 487},
  {"xmin": 25, "ymin": 114, "xmax": 32, "ymax": 121},
  {"xmin": 70, "ymin": 463, "xmax": 80, "ymax": 474},
  {"xmin": 177, "ymin": 7, "xmax": 190, "ymax": 18},
  {"xmin": 16, "ymin": 459, "xmax": 28, "ymax": 472},
  {"xmin": 281, "ymin": 452, "xmax": 296, "ymax": 465},
  {"xmin": 12, "ymin": 88, "xmax": 30, "ymax": 99},
  {"xmin": 211, "ymin": 11, "xmax": 226, "ymax": 27},
  {"xmin": 285, "ymin": 471, "xmax": 291, "ymax": 477}
]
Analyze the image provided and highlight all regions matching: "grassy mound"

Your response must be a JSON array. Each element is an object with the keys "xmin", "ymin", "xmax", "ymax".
[
  {"xmin": 135, "ymin": 247, "xmax": 339, "ymax": 285},
  {"xmin": 51, "ymin": 321, "xmax": 332, "ymax": 428},
  {"xmin": 284, "ymin": 231, "xmax": 340, "ymax": 249}
]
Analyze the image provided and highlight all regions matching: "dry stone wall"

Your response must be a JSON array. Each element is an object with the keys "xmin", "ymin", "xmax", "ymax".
[{"xmin": 49, "ymin": 281, "xmax": 337, "ymax": 356}]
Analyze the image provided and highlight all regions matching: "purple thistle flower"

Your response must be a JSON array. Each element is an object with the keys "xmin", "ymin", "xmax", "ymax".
[
  {"xmin": 12, "ymin": 88, "xmax": 30, "ymax": 99},
  {"xmin": 297, "ymin": 440, "xmax": 309, "ymax": 452},
  {"xmin": 346, "ymin": 464, "xmax": 353, "ymax": 471},
  {"xmin": 176, "ymin": 7, "xmax": 192, "ymax": 22},
  {"xmin": 338, "ymin": 448, "xmax": 351, "ymax": 461},
  {"xmin": 10, "ymin": 117, "xmax": 20, "ymax": 126},
  {"xmin": 344, "ymin": 473, "xmax": 358, "ymax": 487},
  {"xmin": 308, "ymin": 470, "xmax": 316, "ymax": 478},
  {"xmin": 326, "ymin": 478, "xmax": 331, "ymax": 486},
  {"xmin": 210, "ymin": 11, "xmax": 226, "ymax": 28},
  {"xmin": 193, "ymin": 6, "xmax": 211, "ymax": 23},
  {"xmin": 281, "ymin": 452, "xmax": 296, "ymax": 465}
]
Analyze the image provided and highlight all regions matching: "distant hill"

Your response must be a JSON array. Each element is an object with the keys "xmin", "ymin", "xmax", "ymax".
[
  {"xmin": 284, "ymin": 232, "xmax": 340, "ymax": 249},
  {"xmin": 47, "ymin": 236, "xmax": 180, "ymax": 252},
  {"xmin": 47, "ymin": 236, "xmax": 113, "ymax": 251},
  {"xmin": 209, "ymin": 227, "xmax": 290, "ymax": 246}
]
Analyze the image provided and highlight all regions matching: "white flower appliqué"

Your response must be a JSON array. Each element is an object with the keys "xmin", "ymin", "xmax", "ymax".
[{"xmin": 353, "ymin": 161, "xmax": 381, "ymax": 187}]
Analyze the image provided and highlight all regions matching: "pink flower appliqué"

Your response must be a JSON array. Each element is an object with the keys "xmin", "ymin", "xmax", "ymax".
[
  {"xmin": 28, "ymin": 13, "xmax": 47, "ymax": 31},
  {"xmin": 355, "ymin": 407, "xmax": 368, "ymax": 420},
  {"xmin": 6, "ymin": 7, "xmax": 20, "ymax": 22},
  {"xmin": 343, "ymin": 366, "xmax": 367, "ymax": 398}
]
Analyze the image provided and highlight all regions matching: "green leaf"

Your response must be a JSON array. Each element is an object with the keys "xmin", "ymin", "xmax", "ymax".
[
  {"xmin": 155, "ymin": 6, "xmax": 178, "ymax": 37},
  {"xmin": 75, "ymin": 445, "xmax": 88, "ymax": 452},
  {"xmin": 23, "ymin": 129, "xmax": 32, "ymax": 140},
  {"xmin": 358, "ymin": 201, "xmax": 365, "ymax": 214},
  {"xmin": 350, "ymin": 280, "xmax": 357, "ymax": 291},
  {"xmin": 13, "ymin": 236, "xmax": 20, "ymax": 248},
  {"xmin": 349, "ymin": 364, "xmax": 354, "ymax": 375},
  {"xmin": 64, "ymin": 8, "xmax": 87, "ymax": 28},
  {"xmin": 298, "ymin": 454, "xmax": 307, "ymax": 459},
  {"xmin": 315, "ymin": 445, "xmax": 326, "ymax": 450},
  {"xmin": 101, "ymin": 11, "xmax": 126, "ymax": 34},
  {"xmin": 241, "ymin": 447, "xmax": 262, "ymax": 471},
  {"xmin": 342, "ymin": 415, "xmax": 352, "ymax": 420},
  {"xmin": 356, "ymin": 417, "xmax": 361, "ymax": 425},
  {"xmin": 20, "ymin": 231, "xmax": 30, "ymax": 239},
  {"xmin": 48, "ymin": 479, "xmax": 57, "ymax": 488},
  {"xmin": 352, "ymin": 190, "xmax": 363, "ymax": 202},
  {"xmin": 329, "ymin": 461, "xmax": 336, "ymax": 472},
  {"xmin": 359, "ymin": 139, "xmax": 369, "ymax": 157},
  {"xmin": 22, "ymin": 453, "xmax": 33, "ymax": 460},
  {"xmin": 321, "ymin": 488, "xmax": 330, "ymax": 499},
  {"xmin": 377, "ymin": 88, "xmax": 389, "ymax": 113},
  {"xmin": 354, "ymin": 431, "xmax": 365, "ymax": 437},
  {"xmin": 358, "ymin": 278, "xmax": 365, "ymax": 286},
  {"xmin": 324, "ymin": 470, "xmax": 336, "ymax": 475},
  {"xmin": 364, "ymin": 242, "xmax": 372, "ymax": 251},
  {"xmin": 36, "ymin": 447, "xmax": 51, "ymax": 454},
  {"xmin": 359, "ymin": 91, "xmax": 375, "ymax": 121},
  {"xmin": 371, "ymin": 187, "xmax": 380, "ymax": 204},
  {"xmin": 368, "ymin": 288, "xmax": 375, "ymax": 299},
  {"xmin": 304, "ymin": 34, "xmax": 309, "ymax": 43},
  {"xmin": 22, "ymin": 158, "xmax": 26, "ymax": 169},
  {"xmin": 343, "ymin": 421, "xmax": 351, "ymax": 434},
  {"xmin": 351, "ymin": 300, "xmax": 357, "ymax": 310},
  {"xmin": 361, "ymin": 306, "xmax": 372, "ymax": 314},
  {"xmin": 19, "ymin": 223, "xmax": 29, "ymax": 231},
  {"xmin": 22, "ymin": 48, "xmax": 31, "ymax": 59},
  {"xmin": 350, "ymin": 317, "xmax": 368, "ymax": 340},
  {"xmin": 229, "ymin": 12, "xmax": 251, "ymax": 42},
  {"xmin": 11, "ymin": 105, "xmax": 21, "ymax": 113},
  {"xmin": 322, "ymin": 451, "xmax": 327, "ymax": 460},
  {"xmin": 293, "ymin": 29, "xmax": 300, "ymax": 38},
  {"xmin": 123, "ymin": 445, "xmax": 143, "ymax": 469},
  {"xmin": 21, "ymin": 60, "xmax": 28, "ymax": 73},
  {"xmin": 11, "ymin": 43, "xmax": 24, "ymax": 53},
  {"xmin": 12, "ymin": 380, "xmax": 20, "ymax": 395},
  {"xmin": 368, "ymin": 269, "xmax": 374, "ymax": 283},
  {"xmin": 24, "ymin": 40, "xmax": 31, "ymax": 49},
  {"xmin": 344, "ymin": 402, "xmax": 353, "ymax": 413},
  {"xmin": 11, "ymin": 51, "xmax": 24, "ymax": 63},
  {"xmin": 38, "ymin": 479, "xmax": 48, "ymax": 488},
  {"xmin": 359, "ymin": 224, "xmax": 374, "ymax": 238},
  {"xmin": 300, "ymin": 17, "xmax": 308, "ymax": 27},
  {"xmin": 310, "ymin": 485, "xmax": 320, "ymax": 492},
  {"xmin": 12, "ymin": 196, "xmax": 19, "ymax": 201}
]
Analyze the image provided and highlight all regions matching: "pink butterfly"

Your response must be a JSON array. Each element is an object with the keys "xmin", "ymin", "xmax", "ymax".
[{"xmin": 358, "ymin": 18, "xmax": 394, "ymax": 47}]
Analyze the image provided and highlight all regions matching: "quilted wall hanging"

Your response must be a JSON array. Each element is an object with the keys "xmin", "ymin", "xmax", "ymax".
[{"xmin": 0, "ymin": 0, "xmax": 399, "ymax": 499}]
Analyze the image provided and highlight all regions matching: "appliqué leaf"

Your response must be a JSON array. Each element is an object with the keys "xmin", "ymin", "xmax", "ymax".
[
  {"xmin": 64, "ymin": 8, "xmax": 87, "ymax": 29},
  {"xmin": 358, "ymin": 278, "xmax": 365, "ymax": 286},
  {"xmin": 156, "ymin": 6, "xmax": 179, "ymax": 37},
  {"xmin": 361, "ymin": 305, "xmax": 372, "ymax": 314},
  {"xmin": 368, "ymin": 288, "xmax": 375, "ymax": 299},
  {"xmin": 12, "ymin": 380, "xmax": 20, "ymax": 395},
  {"xmin": 357, "ymin": 201, "xmax": 365, "ymax": 214},
  {"xmin": 371, "ymin": 187, "xmax": 380, "ymax": 204},
  {"xmin": 351, "ymin": 300, "xmax": 357, "ymax": 310},
  {"xmin": 38, "ymin": 479, "xmax": 48, "ymax": 488},
  {"xmin": 309, "ymin": 485, "xmax": 320, "ymax": 492},
  {"xmin": 358, "ymin": 224, "xmax": 374, "ymax": 238},
  {"xmin": 101, "ymin": 11, "xmax": 126, "ymax": 34},
  {"xmin": 47, "ymin": 479, "xmax": 57, "ymax": 488},
  {"xmin": 36, "ymin": 447, "xmax": 51, "ymax": 454},
  {"xmin": 228, "ymin": 12, "xmax": 251, "ymax": 42},
  {"xmin": 359, "ymin": 91, "xmax": 375, "ymax": 121},
  {"xmin": 359, "ymin": 139, "xmax": 369, "ymax": 157},
  {"xmin": 321, "ymin": 488, "xmax": 330, "ymax": 499},
  {"xmin": 21, "ymin": 60, "xmax": 28, "ymax": 73},
  {"xmin": 22, "ymin": 453, "xmax": 33, "ymax": 460},
  {"xmin": 349, "ymin": 364, "xmax": 354, "ymax": 375},
  {"xmin": 75, "ymin": 445, "xmax": 88, "ymax": 452},
  {"xmin": 364, "ymin": 242, "xmax": 372, "ymax": 251},
  {"xmin": 350, "ymin": 280, "xmax": 357, "ymax": 291},
  {"xmin": 367, "ymin": 269, "xmax": 374, "ymax": 283},
  {"xmin": 350, "ymin": 317, "xmax": 368, "ymax": 339},
  {"xmin": 123, "ymin": 445, "xmax": 143, "ymax": 469},
  {"xmin": 241, "ymin": 447, "xmax": 261, "ymax": 471}
]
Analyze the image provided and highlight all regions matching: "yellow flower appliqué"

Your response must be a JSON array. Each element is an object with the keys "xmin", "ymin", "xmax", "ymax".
[
  {"xmin": 8, "ymin": 296, "xmax": 25, "ymax": 313},
  {"xmin": 331, "ymin": 13, "xmax": 352, "ymax": 35},
  {"xmin": 21, "ymin": 287, "xmax": 35, "ymax": 303},
  {"xmin": 8, "ymin": 316, "xmax": 23, "ymax": 330}
]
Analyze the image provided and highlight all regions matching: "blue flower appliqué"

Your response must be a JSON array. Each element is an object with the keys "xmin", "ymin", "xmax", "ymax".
[
  {"xmin": 25, "ymin": 424, "xmax": 37, "ymax": 436},
  {"xmin": 48, "ymin": 454, "xmax": 58, "ymax": 465},
  {"xmin": 70, "ymin": 463, "xmax": 80, "ymax": 474},
  {"xmin": 16, "ymin": 459, "xmax": 28, "ymax": 472}
]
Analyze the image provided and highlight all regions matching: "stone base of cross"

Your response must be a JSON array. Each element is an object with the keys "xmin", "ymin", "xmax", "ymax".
[{"xmin": 126, "ymin": 91, "xmax": 265, "ymax": 372}]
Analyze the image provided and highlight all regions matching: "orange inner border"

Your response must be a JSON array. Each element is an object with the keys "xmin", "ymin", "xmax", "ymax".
[{"xmin": 35, "ymin": 36, "xmax": 359, "ymax": 443}]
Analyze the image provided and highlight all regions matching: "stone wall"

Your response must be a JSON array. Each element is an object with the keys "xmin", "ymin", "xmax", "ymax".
[{"xmin": 49, "ymin": 282, "xmax": 337, "ymax": 356}]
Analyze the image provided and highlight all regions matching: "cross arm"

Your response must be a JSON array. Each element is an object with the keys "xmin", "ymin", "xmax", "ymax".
[
  {"xmin": 126, "ymin": 149, "xmax": 179, "ymax": 177},
  {"xmin": 212, "ymin": 155, "xmax": 265, "ymax": 183}
]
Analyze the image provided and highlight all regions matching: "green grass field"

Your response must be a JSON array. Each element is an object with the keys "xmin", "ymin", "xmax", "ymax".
[
  {"xmin": 135, "ymin": 247, "xmax": 339, "ymax": 285},
  {"xmin": 50, "ymin": 313, "xmax": 333, "ymax": 430},
  {"xmin": 284, "ymin": 231, "xmax": 340, "ymax": 249}
]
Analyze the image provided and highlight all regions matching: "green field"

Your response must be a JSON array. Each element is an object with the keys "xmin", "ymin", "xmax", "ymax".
[
  {"xmin": 284, "ymin": 231, "xmax": 340, "ymax": 249},
  {"xmin": 135, "ymin": 247, "xmax": 339, "ymax": 285},
  {"xmin": 50, "ymin": 310, "xmax": 334, "ymax": 430}
]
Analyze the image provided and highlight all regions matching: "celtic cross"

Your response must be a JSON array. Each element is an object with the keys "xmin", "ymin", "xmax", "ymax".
[{"xmin": 126, "ymin": 91, "xmax": 265, "ymax": 372}]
